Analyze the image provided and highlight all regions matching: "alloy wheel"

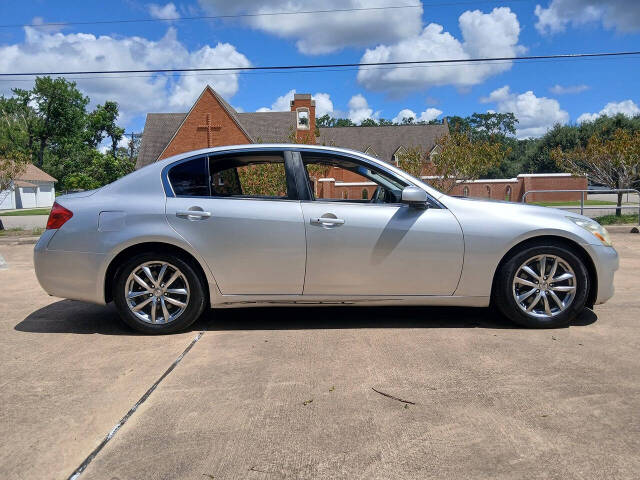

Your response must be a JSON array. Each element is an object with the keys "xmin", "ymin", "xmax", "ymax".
[
  {"xmin": 512, "ymin": 254, "xmax": 577, "ymax": 319},
  {"xmin": 125, "ymin": 261, "xmax": 190, "ymax": 324}
]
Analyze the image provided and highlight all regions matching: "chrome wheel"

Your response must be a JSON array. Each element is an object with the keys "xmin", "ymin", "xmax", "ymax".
[
  {"xmin": 125, "ymin": 261, "xmax": 190, "ymax": 324},
  {"xmin": 512, "ymin": 254, "xmax": 576, "ymax": 319}
]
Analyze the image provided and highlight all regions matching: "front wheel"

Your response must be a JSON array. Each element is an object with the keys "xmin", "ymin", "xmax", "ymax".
[
  {"xmin": 113, "ymin": 253, "xmax": 206, "ymax": 334},
  {"xmin": 493, "ymin": 242, "xmax": 590, "ymax": 328}
]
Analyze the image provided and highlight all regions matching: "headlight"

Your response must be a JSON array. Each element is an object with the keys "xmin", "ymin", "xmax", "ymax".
[{"xmin": 567, "ymin": 216, "xmax": 612, "ymax": 246}]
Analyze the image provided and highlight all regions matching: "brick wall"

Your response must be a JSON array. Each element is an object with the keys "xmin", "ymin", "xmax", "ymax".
[
  {"xmin": 159, "ymin": 87, "xmax": 250, "ymax": 160},
  {"xmin": 290, "ymin": 94, "xmax": 316, "ymax": 144}
]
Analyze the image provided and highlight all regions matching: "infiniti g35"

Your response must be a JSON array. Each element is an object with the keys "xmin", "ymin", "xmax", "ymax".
[{"xmin": 34, "ymin": 144, "xmax": 618, "ymax": 333}]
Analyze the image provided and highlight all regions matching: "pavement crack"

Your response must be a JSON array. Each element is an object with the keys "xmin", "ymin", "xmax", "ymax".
[{"xmin": 66, "ymin": 331, "xmax": 205, "ymax": 480}]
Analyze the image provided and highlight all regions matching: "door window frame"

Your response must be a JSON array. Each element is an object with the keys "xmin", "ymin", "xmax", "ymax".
[
  {"xmin": 162, "ymin": 149, "xmax": 301, "ymax": 202},
  {"xmin": 291, "ymin": 150, "xmax": 442, "ymax": 208}
]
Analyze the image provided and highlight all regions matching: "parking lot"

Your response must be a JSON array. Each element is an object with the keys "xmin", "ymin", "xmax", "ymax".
[{"xmin": 1, "ymin": 234, "xmax": 639, "ymax": 480}]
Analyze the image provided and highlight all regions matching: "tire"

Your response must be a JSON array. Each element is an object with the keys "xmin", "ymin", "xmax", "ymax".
[
  {"xmin": 113, "ymin": 252, "xmax": 207, "ymax": 334},
  {"xmin": 493, "ymin": 241, "xmax": 590, "ymax": 328}
]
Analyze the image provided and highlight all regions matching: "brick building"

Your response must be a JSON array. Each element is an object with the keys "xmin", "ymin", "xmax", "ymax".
[{"xmin": 137, "ymin": 85, "xmax": 586, "ymax": 202}]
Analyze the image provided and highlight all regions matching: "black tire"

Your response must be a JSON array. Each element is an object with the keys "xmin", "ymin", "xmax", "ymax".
[
  {"xmin": 113, "ymin": 252, "xmax": 207, "ymax": 334},
  {"xmin": 493, "ymin": 241, "xmax": 590, "ymax": 328}
]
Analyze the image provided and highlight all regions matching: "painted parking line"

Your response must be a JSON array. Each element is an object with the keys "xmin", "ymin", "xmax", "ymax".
[{"xmin": 0, "ymin": 254, "xmax": 7, "ymax": 270}]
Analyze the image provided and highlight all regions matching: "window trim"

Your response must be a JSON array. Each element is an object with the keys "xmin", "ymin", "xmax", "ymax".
[
  {"xmin": 294, "ymin": 150, "xmax": 442, "ymax": 208},
  {"xmin": 163, "ymin": 150, "xmax": 299, "ymax": 201}
]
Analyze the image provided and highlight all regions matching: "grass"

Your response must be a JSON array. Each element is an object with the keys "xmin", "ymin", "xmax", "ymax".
[
  {"xmin": 531, "ymin": 200, "xmax": 617, "ymax": 207},
  {"xmin": 0, "ymin": 208, "xmax": 51, "ymax": 216},
  {"xmin": 0, "ymin": 226, "xmax": 44, "ymax": 237},
  {"xmin": 593, "ymin": 214, "xmax": 639, "ymax": 225}
]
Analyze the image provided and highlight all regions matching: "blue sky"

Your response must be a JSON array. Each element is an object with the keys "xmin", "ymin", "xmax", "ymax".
[{"xmin": 1, "ymin": 1, "xmax": 639, "ymax": 138}]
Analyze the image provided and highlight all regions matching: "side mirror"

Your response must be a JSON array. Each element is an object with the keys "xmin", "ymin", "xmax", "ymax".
[{"xmin": 401, "ymin": 186, "xmax": 428, "ymax": 209}]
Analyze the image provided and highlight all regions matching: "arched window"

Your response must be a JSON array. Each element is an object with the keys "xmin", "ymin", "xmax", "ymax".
[
  {"xmin": 361, "ymin": 189, "xmax": 369, "ymax": 199},
  {"xmin": 462, "ymin": 186, "xmax": 469, "ymax": 197},
  {"xmin": 485, "ymin": 185, "xmax": 491, "ymax": 198},
  {"xmin": 342, "ymin": 191, "xmax": 348, "ymax": 200},
  {"xmin": 505, "ymin": 185, "xmax": 512, "ymax": 201}
]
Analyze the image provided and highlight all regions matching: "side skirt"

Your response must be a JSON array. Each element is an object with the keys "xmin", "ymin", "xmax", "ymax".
[{"xmin": 211, "ymin": 295, "xmax": 490, "ymax": 309}]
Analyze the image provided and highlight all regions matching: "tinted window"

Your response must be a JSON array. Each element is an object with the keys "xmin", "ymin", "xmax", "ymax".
[
  {"xmin": 168, "ymin": 158, "xmax": 210, "ymax": 197},
  {"xmin": 209, "ymin": 155, "xmax": 289, "ymax": 199}
]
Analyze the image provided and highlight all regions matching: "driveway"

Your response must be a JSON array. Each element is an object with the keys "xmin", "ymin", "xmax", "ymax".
[{"xmin": 1, "ymin": 235, "xmax": 639, "ymax": 479}]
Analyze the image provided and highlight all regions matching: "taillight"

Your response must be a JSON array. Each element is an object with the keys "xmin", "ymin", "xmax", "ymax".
[{"xmin": 46, "ymin": 202, "xmax": 73, "ymax": 230}]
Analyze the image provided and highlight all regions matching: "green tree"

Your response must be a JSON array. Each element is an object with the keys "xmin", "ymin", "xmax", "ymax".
[
  {"xmin": 14, "ymin": 77, "xmax": 89, "ymax": 167},
  {"xmin": 86, "ymin": 101, "xmax": 125, "ymax": 157},
  {"xmin": 552, "ymin": 128, "xmax": 640, "ymax": 216},
  {"xmin": 360, "ymin": 118, "xmax": 378, "ymax": 127},
  {"xmin": 429, "ymin": 132, "xmax": 508, "ymax": 193}
]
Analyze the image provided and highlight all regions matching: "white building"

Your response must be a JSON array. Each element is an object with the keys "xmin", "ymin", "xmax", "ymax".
[{"xmin": 0, "ymin": 163, "xmax": 57, "ymax": 210}]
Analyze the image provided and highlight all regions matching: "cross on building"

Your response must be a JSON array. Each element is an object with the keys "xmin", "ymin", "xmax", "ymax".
[{"xmin": 197, "ymin": 113, "xmax": 221, "ymax": 147}]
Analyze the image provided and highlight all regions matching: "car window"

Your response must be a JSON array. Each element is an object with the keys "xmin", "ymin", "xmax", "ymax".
[
  {"xmin": 209, "ymin": 154, "xmax": 289, "ymax": 199},
  {"xmin": 302, "ymin": 154, "xmax": 407, "ymax": 204},
  {"xmin": 168, "ymin": 157, "xmax": 209, "ymax": 197}
]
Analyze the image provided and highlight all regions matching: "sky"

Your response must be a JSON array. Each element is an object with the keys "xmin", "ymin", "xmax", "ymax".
[{"xmin": 0, "ymin": 0, "xmax": 639, "ymax": 139}]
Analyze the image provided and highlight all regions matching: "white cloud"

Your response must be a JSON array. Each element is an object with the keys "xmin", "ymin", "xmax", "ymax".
[
  {"xmin": 0, "ymin": 27, "xmax": 250, "ymax": 124},
  {"xmin": 257, "ymin": 90, "xmax": 334, "ymax": 117},
  {"xmin": 348, "ymin": 94, "xmax": 376, "ymax": 124},
  {"xmin": 392, "ymin": 107, "xmax": 443, "ymax": 123},
  {"xmin": 357, "ymin": 7, "xmax": 524, "ymax": 95},
  {"xmin": 481, "ymin": 86, "xmax": 569, "ymax": 138},
  {"xmin": 198, "ymin": 0, "xmax": 423, "ymax": 55},
  {"xmin": 535, "ymin": 0, "xmax": 640, "ymax": 34},
  {"xmin": 148, "ymin": 3, "xmax": 181, "ymax": 20},
  {"xmin": 393, "ymin": 108, "xmax": 416, "ymax": 124},
  {"xmin": 549, "ymin": 84, "xmax": 589, "ymax": 95},
  {"xmin": 577, "ymin": 100, "xmax": 640, "ymax": 123}
]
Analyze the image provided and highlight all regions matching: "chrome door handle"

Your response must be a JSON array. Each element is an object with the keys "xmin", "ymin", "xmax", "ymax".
[
  {"xmin": 176, "ymin": 210, "xmax": 211, "ymax": 219},
  {"xmin": 310, "ymin": 217, "xmax": 345, "ymax": 226}
]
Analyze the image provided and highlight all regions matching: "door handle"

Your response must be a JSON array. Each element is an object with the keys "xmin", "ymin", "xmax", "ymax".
[
  {"xmin": 310, "ymin": 217, "xmax": 345, "ymax": 226},
  {"xmin": 176, "ymin": 210, "xmax": 211, "ymax": 219}
]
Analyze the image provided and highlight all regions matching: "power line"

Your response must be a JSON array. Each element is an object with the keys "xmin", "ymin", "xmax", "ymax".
[
  {"xmin": 0, "ymin": 1, "xmax": 533, "ymax": 29},
  {"xmin": 1, "ymin": 51, "xmax": 639, "ymax": 77},
  {"xmin": 2, "ymin": 55, "xmax": 636, "ymax": 83}
]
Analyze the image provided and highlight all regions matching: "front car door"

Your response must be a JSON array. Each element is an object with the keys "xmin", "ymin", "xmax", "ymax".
[
  {"xmin": 297, "ymin": 151, "xmax": 464, "ymax": 296},
  {"xmin": 164, "ymin": 151, "xmax": 306, "ymax": 295}
]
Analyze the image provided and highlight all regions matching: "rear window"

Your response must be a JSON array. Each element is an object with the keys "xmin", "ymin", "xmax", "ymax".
[{"xmin": 168, "ymin": 158, "xmax": 209, "ymax": 197}]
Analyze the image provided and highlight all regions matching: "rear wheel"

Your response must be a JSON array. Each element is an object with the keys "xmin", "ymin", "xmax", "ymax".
[
  {"xmin": 113, "ymin": 252, "xmax": 206, "ymax": 334},
  {"xmin": 493, "ymin": 242, "xmax": 590, "ymax": 328}
]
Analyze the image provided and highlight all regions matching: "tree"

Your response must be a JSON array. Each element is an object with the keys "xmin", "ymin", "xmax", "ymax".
[
  {"xmin": 14, "ymin": 77, "xmax": 89, "ymax": 167},
  {"xmin": 428, "ymin": 132, "xmax": 507, "ymax": 193},
  {"xmin": 468, "ymin": 112, "xmax": 518, "ymax": 137},
  {"xmin": 360, "ymin": 118, "xmax": 378, "ymax": 127},
  {"xmin": 552, "ymin": 128, "xmax": 640, "ymax": 216},
  {"xmin": 86, "ymin": 101, "xmax": 125, "ymax": 157}
]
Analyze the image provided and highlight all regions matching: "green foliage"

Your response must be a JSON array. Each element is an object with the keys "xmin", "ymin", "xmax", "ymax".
[
  {"xmin": 0, "ymin": 76, "xmax": 134, "ymax": 191},
  {"xmin": 593, "ymin": 213, "xmax": 638, "ymax": 225},
  {"xmin": 237, "ymin": 163, "xmax": 287, "ymax": 197},
  {"xmin": 431, "ymin": 131, "xmax": 508, "ymax": 193}
]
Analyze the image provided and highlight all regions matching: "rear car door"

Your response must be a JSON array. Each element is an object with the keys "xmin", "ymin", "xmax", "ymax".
[
  {"xmin": 164, "ymin": 151, "xmax": 306, "ymax": 295},
  {"xmin": 298, "ymin": 152, "xmax": 464, "ymax": 296}
]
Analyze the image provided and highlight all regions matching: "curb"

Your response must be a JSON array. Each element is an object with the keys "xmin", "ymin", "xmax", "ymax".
[
  {"xmin": 606, "ymin": 225, "xmax": 640, "ymax": 234},
  {"xmin": 0, "ymin": 236, "xmax": 40, "ymax": 245}
]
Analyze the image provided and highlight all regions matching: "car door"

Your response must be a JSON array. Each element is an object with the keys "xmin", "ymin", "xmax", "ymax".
[
  {"xmin": 164, "ymin": 151, "xmax": 306, "ymax": 295},
  {"xmin": 298, "ymin": 152, "xmax": 464, "ymax": 296}
]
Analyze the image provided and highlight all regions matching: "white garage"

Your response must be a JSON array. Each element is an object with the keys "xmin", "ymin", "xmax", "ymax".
[{"xmin": 0, "ymin": 163, "xmax": 57, "ymax": 210}]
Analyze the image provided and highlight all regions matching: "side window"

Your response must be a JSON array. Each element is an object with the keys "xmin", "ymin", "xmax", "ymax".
[
  {"xmin": 209, "ymin": 154, "xmax": 289, "ymax": 199},
  {"xmin": 168, "ymin": 157, "xmax": 209, "ymax": 197},
  {"xmin": 302, "ymin": 154, "xmax": 408, "ymax": 204}
]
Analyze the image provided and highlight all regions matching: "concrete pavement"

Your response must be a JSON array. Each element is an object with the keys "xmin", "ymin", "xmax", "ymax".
[{"xmin": 1, "ymin": 235, "xmax": 639, "ymax": 479}]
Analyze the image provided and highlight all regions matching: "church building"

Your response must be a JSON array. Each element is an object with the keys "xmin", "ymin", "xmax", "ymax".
[{"xmin": 136, "ymin": 85, "xmax": 585, "ymax": 202}]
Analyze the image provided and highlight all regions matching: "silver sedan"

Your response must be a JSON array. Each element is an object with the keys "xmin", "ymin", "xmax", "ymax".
[{"xmin": 34, "ymin": 144, "xmax": 618, "ymax": 333}]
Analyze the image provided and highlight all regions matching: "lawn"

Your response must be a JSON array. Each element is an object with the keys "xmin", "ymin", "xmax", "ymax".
[
  {"xmin": 531, "ymin": 200, "xmax": 617, "ymax": 207},
  {"xmin": 0, "ymin": 208, "xmax": 51, "ymax": 216},
  {"xmin": 594, "ymin": 214, "xmax": 639, "ymax": 225},
  {"xmin": 0, "ymin": 227, "xmax": 44, "ymax": 237}
]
